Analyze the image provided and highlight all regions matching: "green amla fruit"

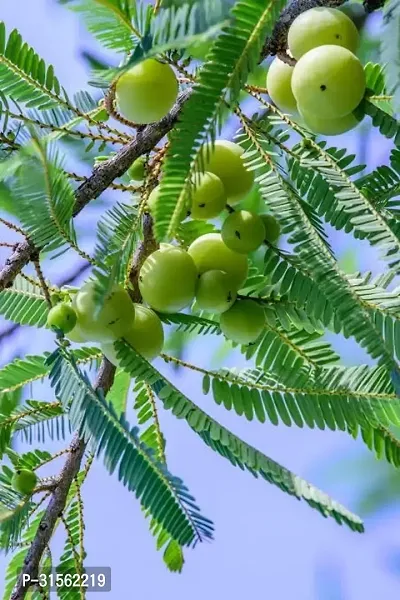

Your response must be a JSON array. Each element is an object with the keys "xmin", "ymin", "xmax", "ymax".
[
  {"xmin": 11, "ymin": 469, "xmax": 37, "ymax": 495},
  {"xmin": 139, "ymin": 246, "xmax": 198, "ymax": 313},
  {"xmin": 221, "ymin": 210, "xmax": 266, "ymax": 254},
  {"xmin": 73, "ymin": 282, "xmax": 135, "ymax": 343},
  {"xmin": 102, "ymin": 304, "xmax": 164, "ymax": 364},
  {"xmin": 291, "ymin": 45, "xmax": 366, "ymax": 119},
  {"xmin": 220, "ymin": 299, "xmax": 266, "ymax": 345},
  {"xmin": 190, "ymin": 172, "xmax": 226, "ymax": 220},
  {"xmin": 188, "ymin": 233, "xmax": 249, "ymax": 289},
  {"xmin": 116, "ymin": 59, "xmax": 179, "ymax": 124},
  {"xmin": 128, "ymin": 156, "xmax": 146, "ymax": 181},
  {"xmin": 201, "ymin": 141, "xmax": 254, "ymax": 205},
  {"xmin": 261, "ymin": 214, "xmax": 281, "ymax": 244},
  {"xmin": 288, "ymin": 7, "xmax": 359, "ymax": 59},
  {"xmin": 299, "ymin": 107, "xmax": 363, "ymax": 136},
  {"xmin": 47, "ymin": 303, "xmax": 77, "ymax": 334},
  {"xmin": 195, "ymin": 270, "xmax": 237, "ymax": 314},
  {"xmin": 266, "ymin": 58, "xmax": 297, "ymax": 114}
]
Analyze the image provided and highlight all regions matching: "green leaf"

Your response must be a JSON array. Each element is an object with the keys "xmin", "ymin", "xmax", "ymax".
[
  {"xmin": 0, "ymin": 348, "xmax": 102, "ymax": 396},
  {"xmin": 0, "ymin": 276, "xmax": 48, "ymax": 328},
  {"xmin": 15, "ymin": 140, "xmax": 79, "ymax": 255},
  {"xmin": 363, "ymin": 99, "xmax": 400, "ymax": 146},
  {"xmin": 0, "ymin": 22, "xmax": 63, "ymax": 109},
  {"xmin": 47, "ymin": 346, "xmax": 214, "ymax": 546},
  {"xmin": 163, "ymin": 539, "xmax": 184, "ymax": 573},
  {"xmin": 66, "ymin": 0, "xmax": 140, "ymax": 53},
  {"xmin": 107, "ymin": 369, "xmax": 131, "ymax": 415},
  {"xmin": 115, "ymin": 341, "xmax": 364, "ymax": 533},
  {"xmin": 56, "ymin": 500, "xmax": 84, "ymax": 600},
  {"xmin": 154, "ymin": 0, "xmax": 286, "ymax": 240},
  {"xmin": 0, "ymin": 495, "xmax": 31, "ymax": 552},
  {"xmin": 238, "ymin": 120, "xmax": 397, "ymax": 371},
  {"xmin": 2, "ymin": 511, "xmax": 45, "ymax": 598},
  {"xmin": 92, "ymin": 200, "xmax": 138, "ymax": 308}
]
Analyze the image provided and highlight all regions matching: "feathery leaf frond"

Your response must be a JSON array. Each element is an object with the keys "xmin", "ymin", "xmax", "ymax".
[
  {"xmin": 155, "ymin": 0, "xmax": 286, "ymax": 240},
  {"xmin": 47, "ymin": 346, "xmax": 213, "ymax": 546},
  {"xmin": 115, "ymin": 341, "xmax": 364, "ymax": 532}
]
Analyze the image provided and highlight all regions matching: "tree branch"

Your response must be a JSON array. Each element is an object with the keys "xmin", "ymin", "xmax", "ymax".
[
  {"xmin": 0, "ymin": 88, "xmax": 192, "ymax": 293},
  {"xmin": 130, "ymin": 213, "xmax": 157, "ymax": 302},
  {"xmin": 11, "ymin": 358, "xmax": 116, "ymax": 600}
]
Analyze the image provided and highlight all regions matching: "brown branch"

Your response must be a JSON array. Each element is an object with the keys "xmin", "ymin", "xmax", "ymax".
[
  {"xmin": 0, "ymin": 88, "xmax": 192, "ymax": 294},
  {"xmin": 364, "ymin": 0, "xmax": 385, "ymax": 11},
  {"xmin": 129, "ymin": 213, "xmax": 157, "ymax": 302},
  {"xmin": 11, "ymin": 358, "xmax": 116, "ymax": 600}
]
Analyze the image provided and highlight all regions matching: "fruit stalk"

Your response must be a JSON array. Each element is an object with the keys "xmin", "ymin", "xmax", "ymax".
[
  {"xmin": 0, "ymin": 88, "xmax": 192, "ymax": 293},
  {"xmin": 10, "ymin": 358, "xmax": 116, "ymax": 600}
]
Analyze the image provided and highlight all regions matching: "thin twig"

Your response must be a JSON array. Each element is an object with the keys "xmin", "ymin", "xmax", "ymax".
[
  {"xmin": 11, "ymin": 359, "xmax": 116, "ymax": 600},
  {"xmin": 67, "ymin": 171, "xmax": 143, "ymax": 194},
  {"xmin": 33, "ymin": 258, "xmax": 52, "ymax": 308}
]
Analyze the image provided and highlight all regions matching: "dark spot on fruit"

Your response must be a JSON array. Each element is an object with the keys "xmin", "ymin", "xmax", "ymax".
[
  {"xmin": 235, "ymin": 230, "xmax": 241, "ymax": 239},
  {"xmin": 320, "ymin": 85, "xmax": 327, "ymax": 91},
  {"xmin": 198, "ymin": 203, "xmax": 206, "ymax": 208},
  {"xmin": 108, "ymin": 318, "xmax": 120, "ymax": 326},
  {"xmin": 139, "ymin": 276, "xmax": 143, "ymax": 282},
  {"xmin": 186, "ymin": 210, "xmax": 191, "ymax": 217},
  {"xmin": 335, "ymin": 34, "xmax": 341, "ymax": 39}
]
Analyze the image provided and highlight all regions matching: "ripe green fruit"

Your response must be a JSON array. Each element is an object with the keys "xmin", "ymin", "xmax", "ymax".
[
  {"xmin": 299, "ymin": 107, "xmax": 362, "ymax": 136},
  {"xmin": 202, "ymin": 141, "xmax": 254, "ymax": 204},
  {"xmin": 266, "ymin": 58, "xmax": 297, "ymax": 114},
  {"xmin": 292, "ymin": 46, "xmax": 365, "ymax": 119},
  {"xmin": 191, "ymin": 172, "xmax": 226, "ymax": 220},
  {"xmin": 220, "ymin": 300, "xmax": 265, "ymax": 345},
  {"xmin": 11, "ymin": 469, "xmax": 37, "ymax": 496},
  {"xmin": 67, "ymin": 323, "xmax": 88, "ymax": 344},
  {"xmin": 288, "ymin": 7, "xmax": 359, "ymax": 59},
  {"xmin": 128, "ymin": 157, "xmax": 146, "ymax": 181},
  {"xmin": 73, "ymin": 282, "xmax": 135, "ymax": 342},
  {"xmin": 188, "ymin": 233, "xmax": 248, "ymax": 289},
  {"xmin": 47, "ymin": 303, "xmax": 77, "ymax": 334},
  {"xmin": 102, "ymin": 305, "xmax": 164, "ymax": 364},
  {"xmin": 116, "ymin": 59, "xmax": 178, "ymax": 124},
  {"xmin": 139, "ymin": 246, "xmax": 197, "ymax": 313},
  {"xmin": 221, "ymin": 210, "xmax": 265, "ymax": 254},
  {"xmin": 261, "ymin": 214, "xmax": 281, "ymax": 244},
  {"xmin": 195, "ymin": 270, "xmax": 237, "ymax": 314},
  {"xmin": 147, "ymin": 186, "xmax": 160, "ymax": 214}
]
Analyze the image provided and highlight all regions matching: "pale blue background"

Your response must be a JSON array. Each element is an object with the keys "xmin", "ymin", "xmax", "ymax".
[{"xmin": 0, "ymin": 1, "xmax": 399, "ymax": 598}]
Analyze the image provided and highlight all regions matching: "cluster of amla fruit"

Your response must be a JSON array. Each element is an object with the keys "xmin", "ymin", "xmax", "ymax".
[
  {"xmin": 138, "ymin": 140, "xmax": 280, "ymax": 346},
  {"xmin": 47, "ymin": 140, "xmax": 281, "ymax": 352},
  {"xmin": 267, "ymin": 6, "xmax": 366, "ymax": 136},
  {"xmin": 47, "ymin": 282, "xmax": 164, "ymax": 366}
]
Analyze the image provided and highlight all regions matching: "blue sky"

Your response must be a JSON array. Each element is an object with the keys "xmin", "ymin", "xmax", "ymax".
[{"xmin": 1, "ymin": 1, "xmax": 400, "ymax": 598}]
